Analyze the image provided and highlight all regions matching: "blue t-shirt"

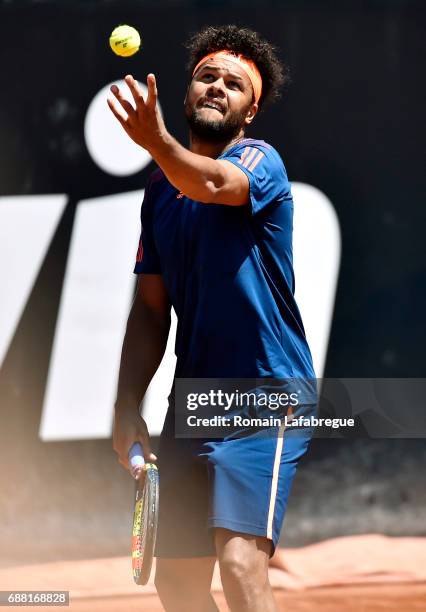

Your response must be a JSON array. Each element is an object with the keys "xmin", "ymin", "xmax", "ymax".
[{"xmin": 134, "ymin": 138, "xmax": 315, "ymax": 387}]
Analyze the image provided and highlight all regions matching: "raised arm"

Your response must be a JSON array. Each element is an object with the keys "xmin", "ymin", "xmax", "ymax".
[
  {"xmin": 113, "ymin": 273, "xmax": 171, "ymax": 467},
  {"xmin": 107, "ymin": 74, "xmax": 250, "ymax": 205}
]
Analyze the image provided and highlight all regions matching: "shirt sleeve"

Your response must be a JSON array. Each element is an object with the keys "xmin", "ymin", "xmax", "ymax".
[
  {"xmin": 223, "ymin": 143, "xmax": 292, "ymax": 215},
  {"xmin": 133, "ymin": 176, "xmax": 162, "ymax": 275}
]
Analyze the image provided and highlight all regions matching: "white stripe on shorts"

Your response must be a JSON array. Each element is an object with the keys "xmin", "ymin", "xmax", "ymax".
[{"xmin": 266, "ymin": 420, "xmax": 286, "ymax": 540}]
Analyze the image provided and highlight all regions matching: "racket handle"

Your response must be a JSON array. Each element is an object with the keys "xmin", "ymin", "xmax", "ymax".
[{"xmin": 129, "ymin": 442, "xmax": 145, "ymax": 479}]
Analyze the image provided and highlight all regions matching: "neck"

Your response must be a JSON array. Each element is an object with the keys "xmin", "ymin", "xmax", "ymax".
[{"xmin": 189, "ymin": 130, "xmax": 246, "ymax": 159}]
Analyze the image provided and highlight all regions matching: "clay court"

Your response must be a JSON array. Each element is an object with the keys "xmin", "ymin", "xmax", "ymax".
[{"xmin": 2, "ymin": 535, "xmax": 425, "ymax": 611}]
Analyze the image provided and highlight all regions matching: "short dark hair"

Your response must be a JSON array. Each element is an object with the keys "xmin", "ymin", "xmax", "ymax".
[{"xmin": 184, "ymin": 24, "xmax": 288, "ymax": 112}]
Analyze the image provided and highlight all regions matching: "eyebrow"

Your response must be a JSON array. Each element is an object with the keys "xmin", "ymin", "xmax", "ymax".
[{"xmin": 198, "ymin": 64, "xmax": 245, "ymax": 82}]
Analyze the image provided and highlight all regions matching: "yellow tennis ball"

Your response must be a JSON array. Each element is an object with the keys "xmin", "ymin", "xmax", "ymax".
[{"xmin": 109, "ymin": 25, "xmax": 141, "ymax": 58}]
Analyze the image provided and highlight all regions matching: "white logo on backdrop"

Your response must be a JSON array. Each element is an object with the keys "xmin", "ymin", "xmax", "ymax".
[{"xmin": 0, "ymin": 81, "xmax": 341, "ymax": 441}]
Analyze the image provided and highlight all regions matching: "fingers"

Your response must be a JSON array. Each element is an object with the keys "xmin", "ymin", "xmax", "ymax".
[
  {"xmin": 139, "ymin": 435, "xmax": 157, "ymax": 462},
  {"xmin": 107, "ymin": 75, "xmax": 161, "ymax": 149},
  {"xmin": 132, "ymin": 465, "xmax": 145, "ymax": 480},
  {"xmin": 116, "ymin": 438, "xmax": 157, "ymax": 474},
  {"xmin": 146, "ymin": 73, "xmax": 157, "ymax": 109},
  {"xmin": 110, "ymin": 83, "xmax": 136, "ymax": 118},
  {"xmin": 107, "ymin": 96, "xmax": 127, "ymax": 128},
  {"xmin": 125, "ymin": 74, "xmax": 146, "ymax": 108}
]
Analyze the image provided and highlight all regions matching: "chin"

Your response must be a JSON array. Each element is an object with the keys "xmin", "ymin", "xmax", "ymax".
[{"xmin": 187, "ymin": 116, "xmax": 241, "ymax": 143}]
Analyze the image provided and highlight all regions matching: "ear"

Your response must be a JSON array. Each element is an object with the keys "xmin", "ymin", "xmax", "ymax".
[{"xmin": 244, "ymin": 102, "xmax": 259, "ymax": 125}]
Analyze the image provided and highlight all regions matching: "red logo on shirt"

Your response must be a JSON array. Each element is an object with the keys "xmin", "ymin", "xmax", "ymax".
[{"xmin": 136, "ymin": 238, "xmax": 143, "ymax": 263}]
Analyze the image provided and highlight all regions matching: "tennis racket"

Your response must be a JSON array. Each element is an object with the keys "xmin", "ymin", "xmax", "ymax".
[{"xmin": 129, "ymin": 441, "xmax": 159, "ymax": 586}]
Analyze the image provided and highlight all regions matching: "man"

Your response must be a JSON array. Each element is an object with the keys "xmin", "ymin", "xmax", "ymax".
[{"xmin": 110, "ymin": 25, "xmax": 316, "ymax": 612}]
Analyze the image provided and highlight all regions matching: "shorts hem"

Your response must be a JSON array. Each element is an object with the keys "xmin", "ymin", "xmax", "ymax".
[
  {"xmin": 208, "ymin": 517, "xmax": 266, "ymax": 533},
  {"xmin": 208, "ymin": 518, "xmax": 277, "ymax": 557}
]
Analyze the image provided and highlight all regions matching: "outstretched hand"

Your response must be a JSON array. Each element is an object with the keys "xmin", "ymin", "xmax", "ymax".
[{"xmin": 107, "ymin": 73, "xmax": 168, "ymax": 152}]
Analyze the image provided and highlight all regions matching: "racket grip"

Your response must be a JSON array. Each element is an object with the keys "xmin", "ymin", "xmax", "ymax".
[{"xmin": 129, "ymin": 442, "xmax": 145, "ymax": 479}]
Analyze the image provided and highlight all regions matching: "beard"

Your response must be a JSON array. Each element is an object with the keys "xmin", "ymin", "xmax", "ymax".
[{"xmin": 185, "ymin": 100, "xmax": 249, "ymax": 143}]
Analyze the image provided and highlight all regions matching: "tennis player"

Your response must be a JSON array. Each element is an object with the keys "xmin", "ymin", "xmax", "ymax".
[{"xmin": 111, "ymin": 25, "xmax": 316, "ymax": 612}]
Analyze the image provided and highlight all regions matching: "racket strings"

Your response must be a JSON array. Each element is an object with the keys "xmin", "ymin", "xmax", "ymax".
[
  {"xmin": 140, "ymin": 481, "xmax": 150, "ymax": 557},
  {"xmin": 132, "ymin": 465, "xmax": 159, "ymax": 584}
]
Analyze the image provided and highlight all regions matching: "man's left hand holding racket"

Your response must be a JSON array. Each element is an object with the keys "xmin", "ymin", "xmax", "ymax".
[{"xmin": 113, "ymin": 406, "xmax": 157, "ymax": 470}]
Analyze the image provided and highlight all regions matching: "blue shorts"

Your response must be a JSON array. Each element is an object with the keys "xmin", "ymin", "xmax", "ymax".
[{"xmin": 154, "ymin": 405, "xmax": 315, "ymax": 558}]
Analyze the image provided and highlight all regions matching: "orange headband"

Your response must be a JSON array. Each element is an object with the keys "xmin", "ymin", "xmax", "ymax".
[{"xmin": 192, "ymin": 50, "xmax": 262, "ymax": 104}]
